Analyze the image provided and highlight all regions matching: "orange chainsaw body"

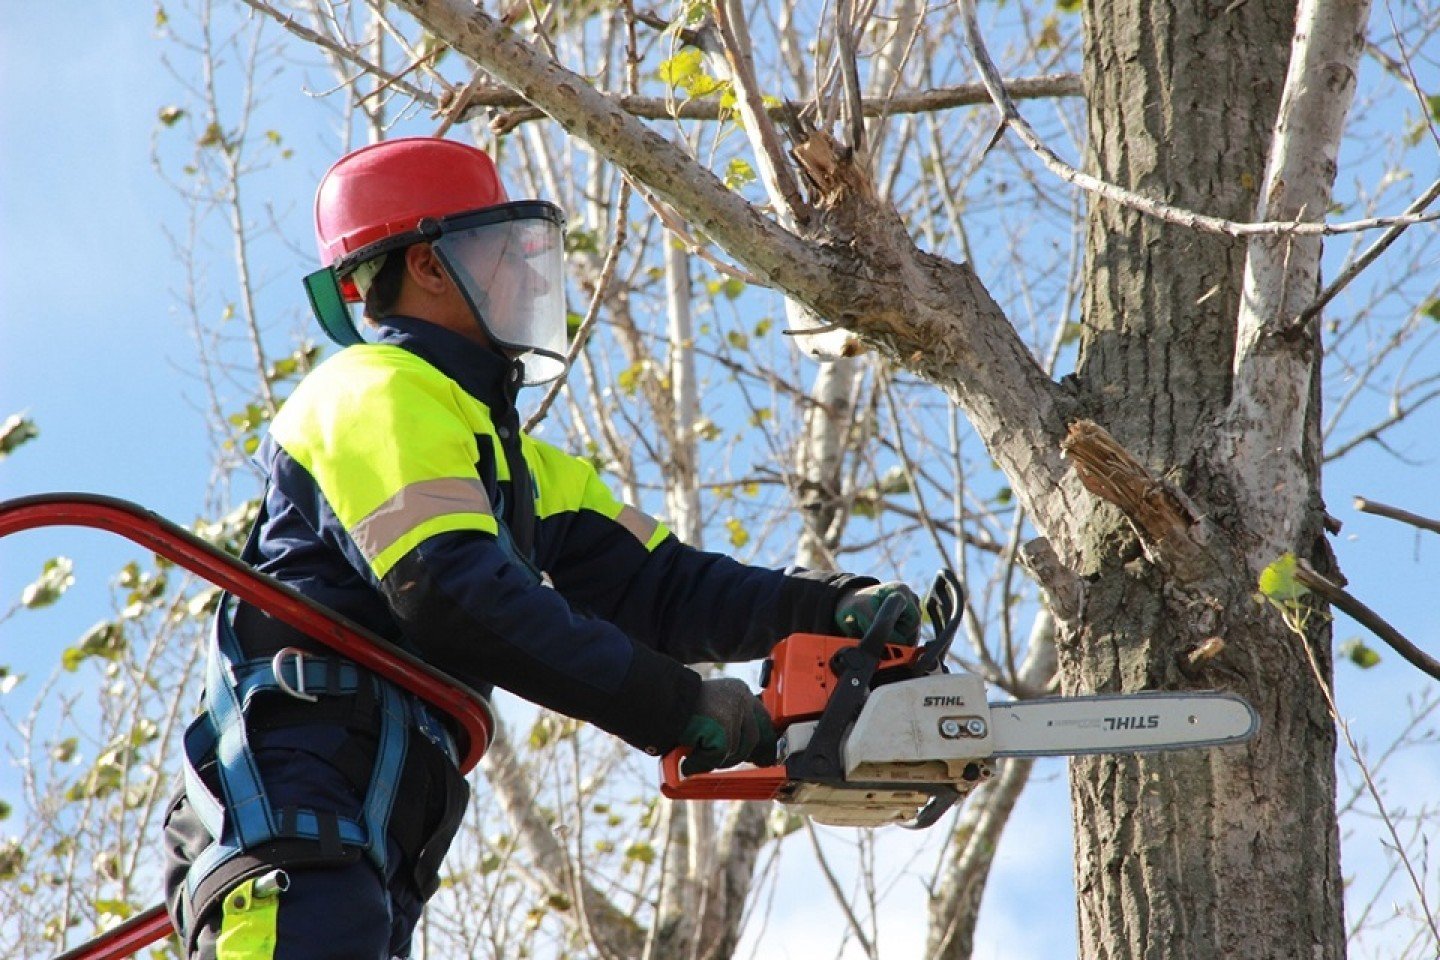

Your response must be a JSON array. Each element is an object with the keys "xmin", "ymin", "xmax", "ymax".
[{"xmin": 660, "ymin": 632, "xmax": 925, "ymax": 801}]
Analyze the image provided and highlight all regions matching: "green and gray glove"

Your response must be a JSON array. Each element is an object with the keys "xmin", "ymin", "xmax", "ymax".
[
  {"xmin": 679, "ymin": 677, "xmax": 777, "ymax": 777},
  {"xmin": 835, "ymin": 582, "xmax": 922, "ymax": 644}
]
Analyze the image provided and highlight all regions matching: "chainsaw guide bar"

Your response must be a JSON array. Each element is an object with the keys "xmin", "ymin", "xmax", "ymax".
[{"xmin": 661, "ymin": 571, "xmax": 1260, "ymax": 828}]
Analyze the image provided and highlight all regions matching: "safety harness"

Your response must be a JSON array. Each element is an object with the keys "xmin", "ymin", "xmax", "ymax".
[{"xmin": 174, "ymin": 508, "xmax": 462, "ymax": 940}]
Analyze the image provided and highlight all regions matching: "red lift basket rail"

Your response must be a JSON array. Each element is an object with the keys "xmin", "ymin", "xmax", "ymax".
[{"xmin": 0, "ymin": 494, "xmax": 496, "ymax": 960}]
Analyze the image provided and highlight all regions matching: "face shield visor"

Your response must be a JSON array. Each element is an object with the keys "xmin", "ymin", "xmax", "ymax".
[{"xmin": 429, "ymin": 201, "xmax": 568, "ymax": 386}]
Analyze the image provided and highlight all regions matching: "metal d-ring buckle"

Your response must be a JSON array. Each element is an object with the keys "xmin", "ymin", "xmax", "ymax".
[{"xmin": 271, "ymin": 646, "xmax": 318, "ymax": 703}]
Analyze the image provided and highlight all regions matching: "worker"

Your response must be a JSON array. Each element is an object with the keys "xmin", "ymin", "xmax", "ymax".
[{"xmin": 161, "ymin": 136, "xmax": 921, "ymax": 960}]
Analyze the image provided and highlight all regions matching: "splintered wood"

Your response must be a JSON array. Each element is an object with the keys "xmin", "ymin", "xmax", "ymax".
[{"xmin": 1061, "ymin": 419, "xmax": 1203, "ymax": 567}]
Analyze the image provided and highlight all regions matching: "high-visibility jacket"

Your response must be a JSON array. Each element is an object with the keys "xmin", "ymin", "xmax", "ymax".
[{"xmin": 249, "ymin": 316, "xmax": 866, "ymax": 754}]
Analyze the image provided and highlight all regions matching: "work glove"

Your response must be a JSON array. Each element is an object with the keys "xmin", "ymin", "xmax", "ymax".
[
  {"xmin": 679, "ymin": 677, "xmax": 777, "ymax": 776},
  {"xmin": 835, "ymin": 582, "xmax": 922, "ymax": 645}
]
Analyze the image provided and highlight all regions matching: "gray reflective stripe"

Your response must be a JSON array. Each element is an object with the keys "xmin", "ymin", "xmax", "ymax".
[
  {"xmin": 615, "ymin": 505, "xmax": 659, "ymax": 547},
  {"xmin": 351, "ymin": 477, "xmax": 493, "ymax": 563}
]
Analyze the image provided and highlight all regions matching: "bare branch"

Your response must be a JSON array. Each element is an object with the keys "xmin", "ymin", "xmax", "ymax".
[
  {"xmin": 959, "ymin": 0, "xmax": 1433, "ymax": 239},
  {"xmin": 1292, "ymin": 560, "xmax": 1440, "ymax": 683},
  {"xmin": 478, "ymin": 74, "xmax": 1082, "ymax": 127},
  {"xmin": 1301, "ymin": 176, "xmax": 1440, "ymax": 324},
  {"xmin": 1353, "ymin": 496, "xmax": 1440, "ymax": 536},
  {"xmin": 711, "ymin": 0, "xmax": 811, "ymax": 226}
]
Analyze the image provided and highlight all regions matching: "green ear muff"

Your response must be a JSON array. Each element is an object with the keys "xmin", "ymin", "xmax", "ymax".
[{"xmin": 303, "ymin": 268, "xmax": 364, "ymax": 347}]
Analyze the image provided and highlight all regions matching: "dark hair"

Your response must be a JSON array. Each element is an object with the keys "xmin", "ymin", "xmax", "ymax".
[{"xmin": 362, "ymin": 250, "xmax": 409, "ymax": 320}]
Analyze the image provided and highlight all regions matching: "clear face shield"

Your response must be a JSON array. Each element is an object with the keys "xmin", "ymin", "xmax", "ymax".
[
  {"xmin": 430, "ymin": 202, "xmax": 568, "ymax": 386},
  {"xmin": 303, "ymin": 200, "xmax": 569, "ymax": 385}
]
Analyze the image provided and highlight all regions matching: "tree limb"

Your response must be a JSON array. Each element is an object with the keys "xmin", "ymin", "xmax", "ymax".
[
  {"xmin": 1223, "ymin": 0, "xmax": 1371, "ymax": 561},
  {"xmin": 1292, "ymin": 560, "xmax": 1440, "ymax": 694},
  {"xmin": 478, "ymin": 74, "xmax": 1083, "ymax": 128},
  {"xmin": 1353, "ymin": 496, "xmax": 1440, "ymax": 536}
]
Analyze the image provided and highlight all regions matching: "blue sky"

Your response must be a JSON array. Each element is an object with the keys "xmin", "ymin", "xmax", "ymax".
[{"xmin": 2, "ymin": 5, "xmax": 1438, "ymax": 959}]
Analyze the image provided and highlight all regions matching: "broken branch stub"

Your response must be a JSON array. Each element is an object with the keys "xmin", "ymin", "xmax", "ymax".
[{"xmin": 1061, "ymin": 419, "xmax": 1216, "ymax": 581}]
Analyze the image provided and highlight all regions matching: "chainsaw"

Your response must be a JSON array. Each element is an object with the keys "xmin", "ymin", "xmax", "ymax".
[{"xmin": 661, "ymin": 571, "xmax": 1258, "ymax": 828}]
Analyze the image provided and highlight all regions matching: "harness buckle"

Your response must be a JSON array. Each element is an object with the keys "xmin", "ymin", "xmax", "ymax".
[{"xmin": 271, "ymin": 646, "xmax": 318, "ymax": 703}]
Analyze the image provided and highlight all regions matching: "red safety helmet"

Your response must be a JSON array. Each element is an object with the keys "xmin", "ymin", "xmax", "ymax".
[
  {"xmin": 315, "ymin": 137, "xmax": 509, "ymax": 301},
  {"xmin": 304, "ymin": 138, "xmax": 569, "ymax": 384}
]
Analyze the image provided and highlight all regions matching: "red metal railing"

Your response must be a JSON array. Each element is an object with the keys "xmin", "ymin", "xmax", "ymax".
[{"xmin": 1, "ymin": 494, "xmax": 494, "ymax": 960}]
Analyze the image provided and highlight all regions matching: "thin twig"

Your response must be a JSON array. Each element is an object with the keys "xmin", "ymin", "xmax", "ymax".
[
  {"xmin": 1291, "ymin": 594, "xmax": 1440, "ymax": 952},
  {"xmin": 1300, "ymin": 177, "xmax": 1440, "ymax": 324},
  {"xmin": 525, "ymin": 180, "xmax": 633, "ymax": 430}
]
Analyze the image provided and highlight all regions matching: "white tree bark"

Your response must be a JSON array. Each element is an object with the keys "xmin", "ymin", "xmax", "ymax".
[{"xmin": 1223, "ymin": 0, "xmax": 1371, "ymax": 561}]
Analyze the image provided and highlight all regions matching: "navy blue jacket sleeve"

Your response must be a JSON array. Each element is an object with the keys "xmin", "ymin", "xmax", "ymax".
[
  {"xmin": 381, "ymin": 530, "xmax": 703, "ymax": 755},
  {"xmin": 540, "ymin": 507, "xmax": 875, "ymax": 664}
]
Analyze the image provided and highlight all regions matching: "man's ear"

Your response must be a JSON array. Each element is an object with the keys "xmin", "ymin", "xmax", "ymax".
[{"xmin": 404, "ymin": 243, "xmax": 452, "ymax": 295}]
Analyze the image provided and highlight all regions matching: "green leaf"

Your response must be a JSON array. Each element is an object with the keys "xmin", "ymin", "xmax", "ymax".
[
  {"xmin": 21, "ymin": 557, "xmax": 74, "ymax": 610},
  {"xmin": 0, "ymin": 413, "xmax": 39, "ymax": 460},
  {"xmin": 624, "ymin": 842, "xmax": 655, "ymax": 865},
  {"xmin": 64, "ymin": 621, "xmax": 127, "ymax": 672},
  {"xmin": 1057, "ymin": 0, "xmax": 1082, "ymax": 11},
  {"xmin": 1339, "ymin": 637, "xmax": 1381, "ymax": 669},
  {"xmin": 693, "ymin": 418, "xmax": 722, "ymax": 441},
  {"xmin": 1422, "ymin": 299, "xmax": 1440, "ymax": 322},
  {"xmin": 157, "ymin": 105, "xmax": 185, "ymax": 127},
  {"xmin": 878, "ymin": 466, "xmax": 911, "ymax": 496},
  {"xmin": 724, "ymin": 157, "xmax": 756, "ymax": 190},
  {"xmin": 1428, "ymin": 94, "xmax": 1440, "ymax": 123},
  {"xmin": 0, "ymin": 799, "xmax": 10, "ymax": 821},
  {"xmin": 565, "ymin": 228, "xmax": 599, "ymax": 255},
  {"xmin": 617, "ymin": 362, "xmax": 648, "ymax": 396},
  {"xmin": 1258, "ymin": 553, "xmax": 1309, "ymax": 602},
  {"xmin": 725, "ymin": 518, "xmax": 749, "ymax": 548},
  {"xmin": 0, "ymin": 839, "xmax": 25, "ymax": 880},
  {"xmin": 660, "ymin": 47, "xmax": 726, "ymax": 98},
  {"xmin": 197, "ymin": 122, "xmax": 226, "ymax": 149}
]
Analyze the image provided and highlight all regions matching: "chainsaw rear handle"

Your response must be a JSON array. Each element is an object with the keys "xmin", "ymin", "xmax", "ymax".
[
  {"xmin": 0, "ymin": 493, "xmax": 498, "ymax": 960},
  {"xmin": 660, "ymin": 747, "xmax": 787, "ymax": 800}
]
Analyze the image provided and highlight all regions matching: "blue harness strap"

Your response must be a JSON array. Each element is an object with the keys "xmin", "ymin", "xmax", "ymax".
[
  {"xmin": 178, "ymin": 493, "xmax": 458, "ymax": 920},
  {"xmin": 181, "ymin": 597, "xmax": 419, "ymax": 908}
]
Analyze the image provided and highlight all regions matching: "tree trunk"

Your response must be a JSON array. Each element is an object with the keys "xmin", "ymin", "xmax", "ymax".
[{"xmin": 1068, "ymin": 0, "xmax": 1346, "ymax": 956}]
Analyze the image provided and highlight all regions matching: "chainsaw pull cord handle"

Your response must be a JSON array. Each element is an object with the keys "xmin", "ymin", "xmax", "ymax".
[{"xmin": 914, "ymin": 569, "xmax": 965, "ymax": 676}]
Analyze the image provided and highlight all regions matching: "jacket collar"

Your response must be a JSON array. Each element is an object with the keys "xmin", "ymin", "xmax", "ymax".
[{"xmin": 371, "ymin": 316, "xmax": 524, "ymax": 410}]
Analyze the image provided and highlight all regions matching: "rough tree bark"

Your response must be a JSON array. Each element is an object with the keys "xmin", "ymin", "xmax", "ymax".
[{"xmin": 1064, "ymin": 0, "xmax": 1366, "ymax": 955}]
